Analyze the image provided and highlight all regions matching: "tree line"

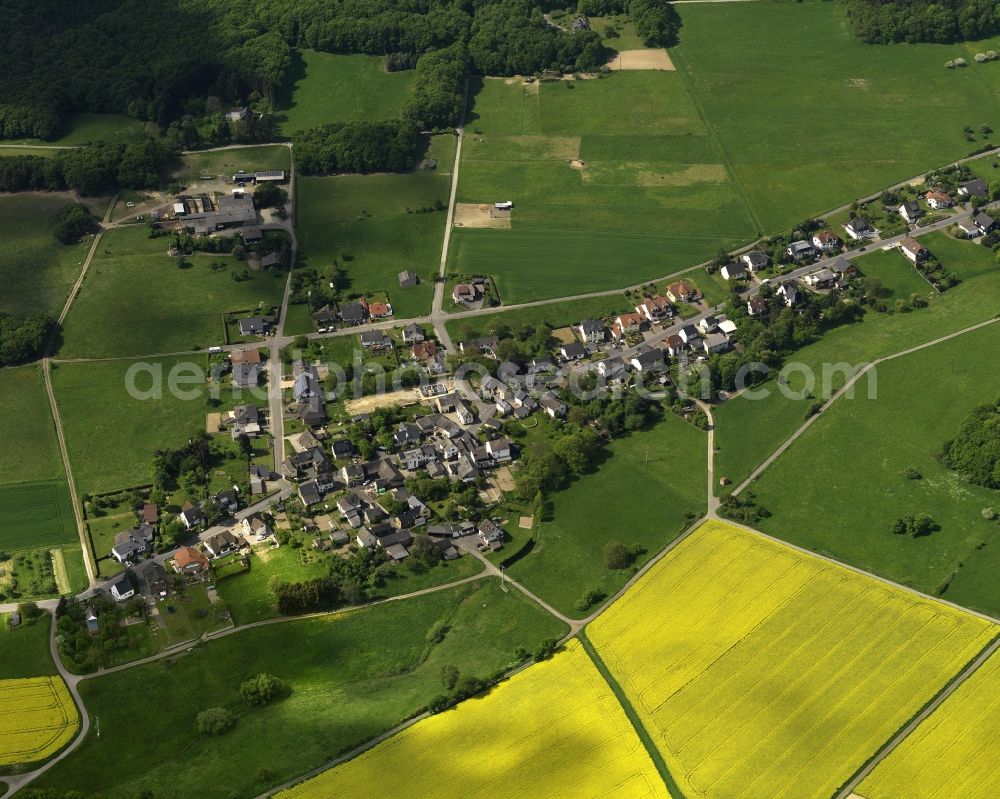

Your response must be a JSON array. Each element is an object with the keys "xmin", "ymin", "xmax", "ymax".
[
  {"xmin": 845, "ymin": 0, "xmax": 1000, "ymax": 44},
  {"xmin": 942, "ymin": 396, "xmax": 1000, "ymax": 489}
]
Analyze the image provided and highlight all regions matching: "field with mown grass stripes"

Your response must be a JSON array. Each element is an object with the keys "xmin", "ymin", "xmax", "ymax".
[
  {"xmin": 276, "ymin": 640, "xmax": 667, "ymax": 799},
  {"xmin": 588, "ymin": 520, "xmax": 997, "ymax": 799},
  {"xmin": 859, "ymin": 649, "xmax": 1000, "ymax": 799},
  {"xmin": 0, "ymin": 676, "xmax": 78, "ymax": 766}
]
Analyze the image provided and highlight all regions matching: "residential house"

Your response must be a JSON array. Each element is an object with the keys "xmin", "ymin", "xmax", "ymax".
[
  {"xmin": 747, "ymin": 296, "xmax": 768, "ymax": 317},
  {"xmin": 230, "ymin": 348, "xmax": 261, "ymax": 366},
  {"xmin": 718, "ymin": 319, "xmax": 738, "ymax": 337},
  {"xmin": 697, "ymin": 315, "xmax": 718, "ymax": 335},
  {"xmin": 635, "ymin": 295, "xmax": 673, "ymax": 322},
  {"xmin": 411, "ymin": 340, "xmax": 440, "ymax": 369},
  {"xmin": 776, "ymin": 281, "xmax": 798, "ymax": 307},
  {"xmin": 360, "ymin": 329, "xmax": 392, "ymax": 350},
  {"xmin": 559, "ymin": 342, "xmax": 586, "ymax": 362},
  {"xmin": 898, "ymin": 200, "xmax": 922, "ymax": 224},
  {"xmin": 630, "ymin": 348, "xmax": 665, "ymax": 373},
  {"xmin": 338, "ymin": 301, "xmax": 369, "ymax": 326},
  {"xmin": 478, "ymin": 520, "xmax": 505, "ymax": 547},
  {"xmin": 957, "ymin": 179, "xmax": 989, "ymax": 198},
  {"xmin": 240, "ymin": 225, "xmax": 262, "ymax": 244},
  {"xmin": 313, "ymin": 304, "xmax": 338, "ymax": 328},
  {"xmin": 204, "ymin": 530, "xmax": 240, "ymax": 559},
  {"xmin": 785, "ymin": 240, "xmax": 816, "ymax": 262},
  {"xmin": 720, "ymin": 261, "xmax": 747, "ymax": 280},
  {"xmin": 368, "ymin": 301, "xmax": 392, "ymax": 319},
  {"xmin": 803, "ymin": 268, "xmax": 837, "ymax": 287},
  {"xmin": 611, "ymin": 312, "xmax": 644, "ymax": 340},
  {"xmin": 595, "ymin": 357, "xmax": 626, "ymax": 381},
  {"xmin": 678, "ymin": 325, "xmax": 700, "ymax": 344},
  {"xmin": 226, "ymin": 107, "xmax": 250, "ymax": 122},
  {"xmin": 136, "ymin": 561, "xmax": 171, "ymax": 598},
  {"xmin": 331, "ymin": 438, "xmax": 354, "ymax": 460},
  {"xmin": 141, "ymin": 503, "xmax": 159, "ymax": 525},
  {"xmin": 398, "ymin": 270, "xmax": 418, "ymax": 288},
  {"xmin": 172, "ymin": 546, "xmax": 210, "ymax": 574},
  {"xmin": 844, "ymin": 217, "xmax": 877, "ymax": 240},
  {"xmin": 540, "ymin": 394, "xmax": 567, "ymax": 419},
  {"xmin": 298, "ymin": 479, "xmax": 323, "ymax": 506},
  {"xmin": 232, "ymin": 362, "xmax": 261, "ymax": 388},
  {"xmin": 111, "ymin": 578, "xmax": 135, "ymax": 602},
  {"xmin": 574, "ymin": 319, "xmax": 605, "ymax": 344},
  {"xmin": 740, "ymin": 250, "xmax": 769, "ymax": 272},
  {"xmin": 924, "ymin": 190, "xmax": 952, "ymax": 209},
  {"xmin": 703, "ymin": 333, "xmax": 729, "ymax": 355},
  {"xmin": 242, "ymin": 514, "xmax": 271, "ymax": 539},
  {"xmin": 401, "ymin": 323, "xmax": 425, "ymax": 344},
  {"xmin": 179, "ymin": 502, "xmax": 205, "ymax": 530},
  {"xmin": 973, "ymin": 211, "xmax": 997, "ymax": 235},
  {"xmin": 452, "ymin": 283, "xmax": 480, "ymax": 305},
  {"xmin": 225, "ymin": 404, "xmax": 261, "ymax": 438},
  {"xmin": 454, "ymin": 399, "xmax": 474, "ymax": 425},
  {"xmin": 212, "ymin": 488, "xmax": 239, "ymax": 515},
  {"xmin": 459, "ymin": 336, "xmax": 499, "ymax": 358},
  {"xmin": 84, "ymin": 607, "xmax": 98, "ymax": 635},
  {"xmin": 899, "ymin": 237, "xmax": 928, "ymax": 264},
  {"xmin": 663, "ymin": 334, "xmax": 687, "ymax": 357},
  {"xmin": 486, "ymin": 437, "xmax": 514, "ymax": 463},
  {"xmin": 238, "ymin": 316, "xmax": 273, "ymax": 337},
  {"xmin": 111, "ymin": 523, "xmax": 155, "ymax": 564},
  {"xmin": 812, "ymin": 230, "xmax": 841, "ymax": 251},
  {"xmin": 665, "ymin": 280, "xmax": 697, "ymax": 303}
]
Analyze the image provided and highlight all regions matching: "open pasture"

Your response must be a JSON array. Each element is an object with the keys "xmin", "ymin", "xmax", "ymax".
[
  {"xmin": 853, "ymin": 246, "xmax": 933, "ymax": 301},
  {"xmin": 3, "ymin": 113, "xmax": 145, "ymax": 146},
  {"xmin": 0, "ymin": 193, "xmax": 92, "ymax": 318},
  {"xmin": 712, "ymin": 264, "xmax": 1000, "ymax": 492},
  {"xmin": 175, "ymin": 145, "xmax": 291, "ymax": 183},
  {"xmin": 33, "ymin": 581, "xmax": 566, "ymax": 799},
  {"xmin": 50, "ymin": 356, "xmax": 207, "ymax": 494},
  {"xmin": 279, "ymin": 51, "xmax": 415, "ymax": 135},
  {"xmin": 750, "ymin": 323, "xmax": 1000, "ymax": 616},
  {"xmin": 859, "ymin": 649, "xmax": 1000, "ymax": 799},
  {"xmin": 453, "ymin": 74, "xmax": 757, "ymax": 303},
  {"xmin": 277, "ymin": 640, "xmax": 667, "ymax": 799},
  {"xmin": 920, "ymin": 230, "xmax": 999, "ymax": 282},
  {"xmin": 0, "ymin": 676, "xmax": 78, "ymax": 767},
  {"xmin": 297, "ymin": 153, "xmax": 453, "ymax": 319},
  {"xmin": 58, "ymin": 226, "xmax": 286, "ymax": 358},
  {"xmin": 0, "ymin": 365, "xmax": 64, "ymax": 485},
  {"xmin": 508, "ymin": 414, "xmax": 707, "ymax": 617},
  {"xmin": 589, "ymin": 520, "xmax": 997, "ymax": 799},
  {"xmin": 671, "ymin": 1, "xmax": 1000, "ymax": 233}
]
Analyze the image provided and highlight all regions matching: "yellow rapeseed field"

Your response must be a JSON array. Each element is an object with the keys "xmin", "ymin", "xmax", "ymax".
[
  {"xmin": 589, "ymin": 520, "xmax": 997, "ymax": 799},
  {"xmin": 858, "ymin": 649, "xmax": 1000, "ymax": 799},
  {"xmin": 0, "ymin": 676, "xmax": 78, "ymax": 766},
  {"xmin": 277, "ymin": 640, "xmax": 668, "ymax": 799}
]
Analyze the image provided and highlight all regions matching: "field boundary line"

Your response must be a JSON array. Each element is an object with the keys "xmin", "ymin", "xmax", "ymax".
[
  {"xmin": 55, "ymin": 230, "xmax": 102, "ymax": 328},
  {"xmin": 579, "ymin": 633, "xmax": 687, "ymax": 799},
  {"xmin": 832, "ymin": 632, "xmax": 1000, "ymax": 799},
  {"xmin": 732, "ymin": 315, "xmax": 1000, "ymax": 496},
  {"xmin": 50, "ymin": 549, "xmax": 70, "ymax": 595},
  {"xmin": 40, "ymin": 359, "xmax": 95, "ymax": 586}
]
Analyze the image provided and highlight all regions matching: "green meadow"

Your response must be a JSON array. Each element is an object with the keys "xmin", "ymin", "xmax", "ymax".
[
  {"xmin": 297, "ymin": 139, "xmax": 454, "ymax": 319},
  {"xmin": 671, "ymin": 0, "xmax": 1000, "ymax": 233},
  {"xmin": 507, "ymin": 414, "xmax": 707, "ymax": 617},
  {"xmin": 279, "ymin": 51, "xmax": 415, "ymax": 135},
  {"xmin": 853, "ymin": 247, "xmax": 935, "ymax": 301},
  {"xmin": 0, "ymin": 194, "xmax": 92, "ymax": 318},
  {"xmin": 452, "ymin": 73, "xmax": 757, "ymax": 304},
  {"xmin": 750, "ymin": 323, "xmax": 1000, "ymax": 617},
  {"xmin": 0, "ymin": 365, "xmax": 64, "ymax": 484},
  {"xmin": 713, "ymin": 262, "xmax": 1000, "ymax": 491},
  {"xmin": 446, "ymin": 294, "xmax": 632, "ymax": 341},
  {"xmin": 175, "ymin": 145, "xmax": 291, "ymax": 183},
  {"xmin": 34, "ymin": 581, "xmax": 566, "ymax": 799},
  {"xmin": 2, "ymin": 113, "xmax": 146, "ymax": 146},
  {"xmin": 50, "ymin": 356, "xmax": 208, "ymax": 494},
  {"xmin": 59, "ymin": 226, "xmax": 287, "ymax": 358}
]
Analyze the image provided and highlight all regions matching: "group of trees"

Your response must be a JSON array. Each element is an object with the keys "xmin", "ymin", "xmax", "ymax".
[
  {"xmin": 294, "ymin": 120, "xmax": 422, "ymax": 174},
  {"xmin": 0, "ymin": 312, "xmax": 52, "ymax": 366},
  {"xmin": 52, "ymin": 203, "xmax": 97, "ymax": 244},
  {"xmin": 150, "ymin": 432, "xmax": 215, "ymax": 495},
  {"xmin": 845, "ymin": 0, "xmax": 1000, "ymax": 44},
  {"xmin": 941, "ymin": 397, "xmax": 1000, "ymax": 488},
  {"xmin": 401, "ymin": 44, "xmax": 469, "ymax": 131},
  {"xmin": 0, "ymin": 136, "xmax": 177, "ymax": 195}
]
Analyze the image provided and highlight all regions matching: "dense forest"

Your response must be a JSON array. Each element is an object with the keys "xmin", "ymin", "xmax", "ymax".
[
  {"xmin": 0, "ymin": 0, "xmax": 612, "ymax": 141},
  {"xmin": 942, "ymin": 398, "xmax": 1000, "ymax": 489},
  {"xmin": 845, "ymin": 0, "xmax": 1000, "ymax": 44}
]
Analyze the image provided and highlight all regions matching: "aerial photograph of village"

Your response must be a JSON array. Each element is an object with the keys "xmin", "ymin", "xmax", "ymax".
[{"xmin": 0, "ymin": 0, "xmax": 998, "ymax": 797}]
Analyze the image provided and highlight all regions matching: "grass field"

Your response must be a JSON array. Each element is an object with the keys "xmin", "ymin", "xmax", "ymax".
[
  {"xmin": 58, "ymin": 226, "xmax": 286, "ymax": 358},
  {"xmin": 50, "ymin": 356, "xmax": 207, "ymax": 494},
  {"xmin": 0, "ymin": 676, "xmax": 78, "ymax": 767},
  {"xmin": 0, "ymin": 193, "xmax": 92, "ymax": 318},
  {"xmin": 859, "ymin": 649, "xmax": 1000, "ymax": 799},
  {"xmin": 852, "ymin": 246, "xmax": 933, "ymax": 300},
  {"xmin": 589, "ymin": 520, "xmax": 997, "ymax": 799},
  {"xmin": 297, "ymin": 145, "xmax": 454, "ymax": 319},
  {"xmin": 34, "ymin": 580, "xmax": 566, "ymax": 799},
  {"xmin": 750, "ymin": 323, "xmax": 1000, "ymax": 616},
  {"xmin": 0, "ymin": 615, "xmax": 57, "ymax": 679},
  {"xmin": 278, "ymin": 640, "xmax": 668, "ymax": 799},
  {"xmin": 0, "ymin": 481, "xmax": 76, "ymax": 552},
  {"xmin": 922, "ymin": 229, "xmax": 999, "ymax": 281},
  {"xmin": 508, "ymin": 414, "xmax": 707, "ymax": 617},
  {"xmin": 452, "ymin": 73, "xmax": 757, "ymax": 303},
  {"xmin": 2, "ymin": 113, "xmax": 146, "ymax": 146},
  {"xmin": 713, "ymin": 265, "xmax": 1000, "ymax": 490},
  {"xmin": 0, "ymin": 366, "xmax": 63, "ymax": 484},
  {"xmin": 279, "ymin": 51, "xmax": 415, "ymax": 135},
  {"xmin": 175, "ymin": 145, "xmax": 291, "ymax": 183},
  {"xmin": 0, "ymin": 147, "xmax": 58, "ymax": 158},
  {"xmin": 671, "ymin": 0, "xmax": 1000, "ymax": 233}
]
